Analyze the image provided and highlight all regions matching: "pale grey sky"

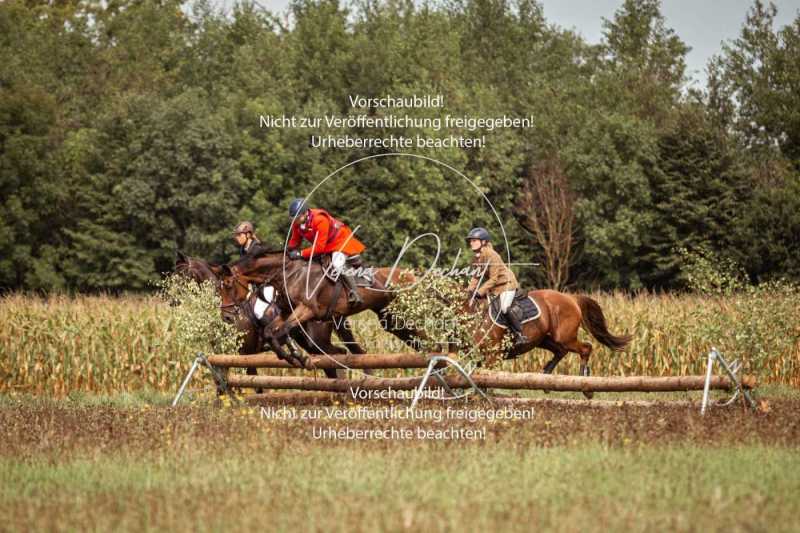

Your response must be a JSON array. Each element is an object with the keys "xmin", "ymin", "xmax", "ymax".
[
  {"xmin": 541, "ymin": 0, "xmax": 800, "ymax": 87},
  {"xmin": 223, "ymin": 0, "xmax": 800, "ymax": 87}
]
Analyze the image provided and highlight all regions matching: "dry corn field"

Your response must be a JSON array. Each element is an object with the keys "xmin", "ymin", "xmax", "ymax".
[{"xmin": 1, "ymin": 290, "xmax": 799, "ymax": 396}]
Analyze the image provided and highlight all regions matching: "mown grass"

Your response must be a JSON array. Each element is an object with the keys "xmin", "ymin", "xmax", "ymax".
[
  {"xmin": 2, "ymin": 441, "xmax": 799, "ymax": 532},
  {"xmin": 1, "ymin": 289, "xmax": 799, "ymax": 396}
]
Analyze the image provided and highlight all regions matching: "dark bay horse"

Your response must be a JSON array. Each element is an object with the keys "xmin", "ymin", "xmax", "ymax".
[
  {"xmin": 174, "ymin": 251, "xmax": 365, "ymax": 379},
  {"xmin": 467, "ymin": 289, "xmax": 632, "ymax": 398},
  {"xmin": 217, "ymin": 251, "xmax": 422, "ymax": 364}
]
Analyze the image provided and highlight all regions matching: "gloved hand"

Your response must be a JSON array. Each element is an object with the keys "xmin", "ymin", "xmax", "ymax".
[{"xmin": 288, "ymin": 249, "xmax": 302, "ymax": 260}]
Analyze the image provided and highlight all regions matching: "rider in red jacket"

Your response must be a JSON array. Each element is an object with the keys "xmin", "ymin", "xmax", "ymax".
[{"xmin": 287, "ymin": 198, "xmax": 365, "ymax": 305}]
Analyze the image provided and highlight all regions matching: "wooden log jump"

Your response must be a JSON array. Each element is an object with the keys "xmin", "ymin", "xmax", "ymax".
[
  {"xmin": 207, "ymin": 352, "xmax": 444, "ymax": 370},
  {"xmin": 224, "ymin": 369, "xmax": 756, "ymax": 394},
  {"xmin": 173, "ymin": 350, "xmax": 757, "ymax": 410}
]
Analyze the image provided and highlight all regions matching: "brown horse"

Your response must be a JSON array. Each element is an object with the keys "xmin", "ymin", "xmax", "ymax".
[
  {"xmin": 174, "ymin": 251, "xmax": 365, "ymax": 379},
  {"xmin": 218, "ymin": 251, "xmax": 422, "ymax": 364},
  {"xmin": 468, "ymin": 289, "xmax": 632, "ymax": 398},
  {"xmin": 175, "ymin": 250, "xmax": 223, "ymax": 283}
]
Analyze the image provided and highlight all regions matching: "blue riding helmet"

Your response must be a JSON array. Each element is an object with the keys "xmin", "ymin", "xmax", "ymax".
[
  {"xmin": 465, "ymin": 227, "xmax": 490, "ymax": 243},
  {"xmin": 288, "ymin": 198, "xmax": 309, "ymax": 218}
]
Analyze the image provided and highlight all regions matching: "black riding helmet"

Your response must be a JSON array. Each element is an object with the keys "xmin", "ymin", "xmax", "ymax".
[{"xmin": 465, "ymin": 227, "xmax": 490, "ymax": 243}]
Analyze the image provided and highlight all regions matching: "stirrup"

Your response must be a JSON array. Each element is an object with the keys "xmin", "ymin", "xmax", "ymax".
[
  {"xmin": 348, "ymin": 291, "xmax": 363, "ymax": 305},
  {"xmin": 513, "ymin": 333, "xmax": 530, "ymax": 346}
]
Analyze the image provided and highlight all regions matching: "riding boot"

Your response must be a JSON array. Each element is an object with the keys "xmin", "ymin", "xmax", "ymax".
[
  {"xmin": 505, "ymin": 307, "xmax": 530, "ymax": 347},
  {"xmin": 341, "ymin": 273, "xmax": 363, "ymax": 306}
]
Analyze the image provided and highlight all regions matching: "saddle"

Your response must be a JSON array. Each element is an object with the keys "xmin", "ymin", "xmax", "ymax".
[{"xmin": 488, "ymin": 290, "xmax": 541, "ymax": 329}]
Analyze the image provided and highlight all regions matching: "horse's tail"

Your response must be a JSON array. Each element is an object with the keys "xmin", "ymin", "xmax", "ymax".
[{"xmin": 575, "ymin": 295, "xmax": 632, "ymax": 352}]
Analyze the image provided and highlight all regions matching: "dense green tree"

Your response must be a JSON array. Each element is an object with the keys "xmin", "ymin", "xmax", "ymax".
[
  {"xmin": 0, "ymin": 0, "xmax": 797, "ymax": 292},
  {"xmin": 709, "ymin": 1, "xmax": 800, "ymax": 168},
  {"xmin": 639, "ymin": 105, "xmax": 751, "ymax": 288}
]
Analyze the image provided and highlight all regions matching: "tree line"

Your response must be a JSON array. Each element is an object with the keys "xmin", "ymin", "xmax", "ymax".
[{"xmin": 1, "ymin": 0, "xmax": 798, "ymax": 292}]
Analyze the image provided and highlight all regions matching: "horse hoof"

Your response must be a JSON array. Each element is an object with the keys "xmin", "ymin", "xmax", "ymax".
[{"xmin": 289, "ymin": 353, "xmax": 307, "ymax": 369}]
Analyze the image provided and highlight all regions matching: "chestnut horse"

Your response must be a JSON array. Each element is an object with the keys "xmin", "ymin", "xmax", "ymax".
[{"xmin": 467, "ymin": 289, "xmax": 632, "ymax": 398}]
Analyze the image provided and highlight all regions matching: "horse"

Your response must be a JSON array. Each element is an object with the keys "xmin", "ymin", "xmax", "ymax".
[
  {"xmin": 466, "ymin": 289, "xmax": 632, "ymax": 398},
  {"xmin": 174, "ymin": 250, "xmax": 223, "ymax": 283},
  {"xmin": 217, "ymin": 250, "xmax": 422, "ymax": 365},
  {"xmin": 174, "ymin": 251, "xmax": 365, "ymax": 380}
]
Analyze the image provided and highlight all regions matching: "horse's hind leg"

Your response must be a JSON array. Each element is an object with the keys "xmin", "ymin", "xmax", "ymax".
[
  {"xmin": 333, "ymin": 319, "xmax": 372, "ymax": 376},
  {"xmin": 563, "ymin": 338, "xmax": 594, "ymax": 399},
  {"xmin": 334, "ymin": 318, "xmax": 366, "ymax": 355},
  {"xmin": 539, "ymin": 337, "xmax": 567, "ymax": 396},
  {"xmin": 540, "ymin": 337, "xmax": 567, "ymax": 374}
]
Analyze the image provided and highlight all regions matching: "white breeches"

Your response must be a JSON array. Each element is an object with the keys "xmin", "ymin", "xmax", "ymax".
[
  {"xmin": 499, "ymin": 290, "xmax": 515, "ymax": 313},
  {"xmin": 331, "ymin": 251, "xmax": 347, "ymax": 274}
]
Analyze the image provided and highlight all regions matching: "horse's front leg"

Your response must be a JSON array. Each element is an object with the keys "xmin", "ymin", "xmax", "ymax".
[
  {"xmin": 271, "ymin": 303, "xmax": 317, "ymax": 339},
  {"xmin": 270, "ymin": 304, "xmax": 317, "ymax": 368},
  {"xmin": 267, "ymin": 335, "xmax": 306, "ymax": 368}
]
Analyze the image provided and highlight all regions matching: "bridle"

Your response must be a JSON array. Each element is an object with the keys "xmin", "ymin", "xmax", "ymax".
[
  {"xmin": 219, "ymin": 266, "xmax": 253, "ymax": 314},
  {"xmin": 218, "ymin": 266, "xmax": 252, "ymax": 311},
  {"xmin": 218, "ymin": 265, "xmax": 279, "ymax": 331},
  {"xmin": 176, "ymin": 258, "xmax": 218, "ymax": 285},
  {"xmin": 217, "ymin": 257, "xmax": 314, "ymax": 332}
]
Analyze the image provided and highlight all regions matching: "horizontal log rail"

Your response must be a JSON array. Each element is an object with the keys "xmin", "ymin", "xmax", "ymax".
[
  {"xmin": 225, "ymin": 371, "xmax": 756, "ymax": 393},
  {"xmin": 207, "ymin": 352, "xmax": 449, "ymax": 370}
]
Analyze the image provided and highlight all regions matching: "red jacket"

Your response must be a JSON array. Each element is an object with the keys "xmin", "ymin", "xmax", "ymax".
[{"xmin": 288, "ymin": 208, "xmax": 365, "ymax": 259}]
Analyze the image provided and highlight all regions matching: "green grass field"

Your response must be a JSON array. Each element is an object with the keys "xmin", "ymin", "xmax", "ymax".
[{"xmin": 2, "ymin": 394, "xmax": 799, "ymax": 532}]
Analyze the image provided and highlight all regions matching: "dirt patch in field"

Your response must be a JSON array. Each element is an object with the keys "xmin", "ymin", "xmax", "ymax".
[{"xmin": 1, "ymin": 397, "xmax": 797, "ymax": 459}]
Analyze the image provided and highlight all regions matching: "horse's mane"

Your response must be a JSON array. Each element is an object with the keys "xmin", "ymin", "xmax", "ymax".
[
  {"xmin": 232, "ymin": 250, "xmax": 285, "ymax": 276},
  {"xmin": 175, "ymin": 250, "xmax": 220, "ymax": 282}
]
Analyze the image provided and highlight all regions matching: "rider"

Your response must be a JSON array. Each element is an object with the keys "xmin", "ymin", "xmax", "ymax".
[
  {"xmin": 232, "ymin": 220, "xmax": 275, "ymax": 324},
  {"xmin": 465, "ymin": 227, "xmax": 530, "ymax": 347},
  {"xmin": 286, "ymin": 198, "xmax": 365, "ymax": 306},
  {"xmin": 232, "ymin": 221, "xmax": 269, "ymax": 258}
]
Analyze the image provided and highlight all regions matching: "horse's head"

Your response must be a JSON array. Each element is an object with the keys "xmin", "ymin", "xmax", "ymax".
[
  {"xmin": 217, "ymin": 264, "xmax": 253, "ymax": 324},
  {"xmin": 175, "ymin": 250, "xmax": 221, "ymax": 284}
]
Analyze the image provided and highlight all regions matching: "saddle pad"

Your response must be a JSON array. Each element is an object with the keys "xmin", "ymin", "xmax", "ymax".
[
  {"xmin": 253, "ymin": 285, "xmax": 275, "ymax": 319},
  {"xmin": 488, "ymin": 295, "xmax": 541, "ymax": 329}
]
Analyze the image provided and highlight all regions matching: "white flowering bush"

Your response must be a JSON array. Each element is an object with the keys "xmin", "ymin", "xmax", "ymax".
[
  {"xmin": 678, "ymin": 246, "xmax": 800, "ymax": 379},
  {"xmin": 387, "ymin": 273, "xmax": 511, "ymax": 367},
  {"xmin": 157, "ymin": 274, "xmax": 243, "ymax": 356},
  {"xmin": 677, "ymin": 246, "xmax": 748, "ymax": 295}
]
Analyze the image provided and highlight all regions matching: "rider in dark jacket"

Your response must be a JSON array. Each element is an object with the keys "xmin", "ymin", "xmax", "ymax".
[{"xmin": 232, "ymin": 221, "xmax": 268, "ymax": 258}]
